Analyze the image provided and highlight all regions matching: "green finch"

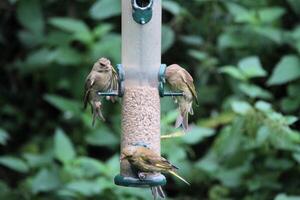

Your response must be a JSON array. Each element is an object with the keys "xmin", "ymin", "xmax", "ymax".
[
  {"xmin": 121, "ymin": 146, "xmax": 190, "ymax": 199},
  {"xmin": 84, "ymin": 57, "xmax": 118, "ymax": 126},
  {"xmin": 165, "ymin": 64, "xmax": 198, "ymax": 130}
]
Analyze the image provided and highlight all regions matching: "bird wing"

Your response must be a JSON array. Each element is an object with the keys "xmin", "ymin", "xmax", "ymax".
[
  {"xmin": 181, "ymin": 70, "xmax": 199, "ymax": 105},
  {"xmin": 141, "ymin": 153, "xmax": 178, "ymax": 171},
  {"xmin": 83, "ymin": 74, "xmax": 94, "ymax": 109},
  {"xmin": 111, "ymin": 66, "xmax": 118, "ymax": 91}
]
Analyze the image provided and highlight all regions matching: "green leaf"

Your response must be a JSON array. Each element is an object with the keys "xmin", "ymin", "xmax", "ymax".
[
  {"xmin": 239, "ymin": 83, "xmax": 272, "ymax": 99},
  {"xmin": 253, "ymin": 27, "xmax": 282, "ymax": 44},
  {"xmin": 86, "ymin": 128, "xmax": 118, "ymax": 147},
  {"xmin": 90, "ymin": 0, "xmax": 121, "ymax": 20},
  {"xmin": 52, "ymin": 47, "xmax": 83, "ymax": 66},
  {"xmin": 162, "ymin": 25, "xmax": 175, "ymax": 53},
  {"xmin": 23, "ymin": 48, "xmax": 55, "ymax": 71},
  {"xmin": 231, "ymin": 101, "xmax": 252, "ymax": 115},
  {"xmin": 287, "ymin": 0, "xmax": 300, "ymax": 16},
  {"xmin": 16, "ymin": 0, "xmax": 44, "ymax": 34},
  {"xmin": 0, "ymin": 128, "xmax": 9, "ymax": 145},
  {"xmin": 66, "ymin": 157, "xmax": 107, "ymax": 178},
  {"xmin": 93, "ymin": 24, "xmax": 114, "ymax": 38},
  {"xmin": 54, "ymin": 128, "xmax": 76, "ymax": 164},
  {"xmin": 268, "ymin": 55, "xmax": 300, "ymax": 85},
  {"xmin": 91, "ymin": 34, "xmax": 121, "ymax": 62},
  {"xmin": 162, "ymin": 0, "xmax": 181, "ymax": 15},
  {"xmin": 188, "ymin": 50, "xmax": 208, "ymax": 61},
  {"xmin": 258, "ymin": 7, "xmax": 285, "ymax": 23},
  {"xmin": 31, "ymin": 169, "xmax": 60, "ymax": 194},
  {"xmin": 238, "ymin": 56, "xmax": 267, "ymax": 78},
  {"xmin": 44, "ymin": 94, "xmax": 81, "ymax": 118},
  {"xmin": 219, "ymin": 66, "xmax": 247, "ymax": 81},
  {"xmin": 275, "ymin": 193, "xmax": 300, "ymax": 200},
  {"xmin": 65, "ymin": 179, "xmax": 103, "ymax": 196},
  {"xmin": 255, "ymin": 101, "xmax": 272, "ymax": 112},
  {"xmin": 0, "ymin": 156, "xmax": 29, "ymax": 173},
  {"xmin": 256, "ymin": 126, "xmax": 270, "ymax": 145},
  {"xmin": 49, "ymin": 17, "xmax": 90, "ymax": 35},
  {"xmin": 182, "ymin": 126, "xmax": 215, "ymax": 145},
  {"xmin": 180, "ymin": 35, "xmax": 203, "ymax": 46}
]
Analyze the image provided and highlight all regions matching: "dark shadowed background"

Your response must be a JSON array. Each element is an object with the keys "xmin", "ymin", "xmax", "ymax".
[{"xmin": 1, "ymin": 0, "xmax": 300, "ymax": 199}]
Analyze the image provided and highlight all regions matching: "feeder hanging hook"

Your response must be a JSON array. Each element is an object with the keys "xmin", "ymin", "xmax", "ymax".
[{"xmin": 132, "ymin": 0, "xmax": 153, "ymax": 25}]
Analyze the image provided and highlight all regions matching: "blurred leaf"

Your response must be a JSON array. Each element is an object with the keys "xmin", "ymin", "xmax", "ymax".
[
  {"xmin": 44, "ymin": 94, "xmax": 81, "ymax": 118},
  {"xmin": 258, "ymin": 7, "xmax": 285, "ymax": 23},
  {"xmin": 49, "ymin": 17, "xmax": 90, "ymax": 34},
  {"xmin": 162, "ymin": 0, "xmax": 181, "ymax": 15},
  {"xmin": 162, "ymin": 25, "xmax": 175, "ymax": 53},
  {"xmin": 23, "ymin": 153, "xmax": 52, "ymax": 168},
  {"xmin": 93, "ymin": 24, "xmax": 114, "ymax": 38},
  {"xmin": 275, "ymin": 193, "xmax": 300, "ymax": 200},
  {"xmin": 255, "ymin": 101, "xmax": 272, "ymax": 112},
  {"xmin": 90, "ymin": 0, "xmax": 121, "ymax": 20},
  {"xmin": 287, "ymin": 0, "xmax": 300, "ymax": 16},
  {"xmin": 23, "ymin": 48, "xmax": 55, "ymax": 71},
  {"xmin": 65, "ymin": 179, "xmax": 102, "ymax": 196},
  {"xmin": 219, "ymin": 66, "xmax": 247, "ymax": 81},
  {"xmin": 18, "ymin": 30, "xmax": 44, "ymax": 47},
  {"xmin": 0, "ymin": 156, "xmax": 29, "ymax": 173},
  {"xmin": 66, "ymin": 157, "xmax": 107, "ymax": 178},
  {"xmin": 238, "ymin": 56, "xmax": 267, "ymax": 78},
  {"xmin": 239, "ymin": 83, "xmax": 272, "ymax": 99},
  {"xmin": 52, "ymin": 47, "xmax": 83, "ymax": 66},
  {"xmin": 268, "ymin": 55, "xmax": 300, "ymax": 85},
  {"xmin": 91, "ymin": 34, "xmax": 121, "ymax": 62},
  {"xmin": 199, "ymin": 112, "xmax": 235, "ymax": 128},
  {"xmin": 188, "ymin": 50, "xmax": 208, "ymax": 61},
  {"xmin": 180, "ymin": 35, "xmax": 203, "ymax": 46},
  {"xmin": 31, "ymin": 169, "xmax": 60, "ymax": 194},
  {"xmin": 253, "ymin": 27, "xmax": 282, "ymax": 44},
  {"xmin": 85, "ymin": 128, "xmax": 118, "ymax": 147},
  {"xmin": 16, "ymin": 0, "xmax": 44, "ymax": 34},
  {"xmin": 182, "ymin": 126, "xmax": 215, "ymax": 145},
  {"xmin": 54, "ymin": 128, "xmax": 76, "ymax": 164},
  {"xmin": 256, "ymin": 126, "xmax": 270, "ymax": 145},
  {"xmin": 231, "ymin": 101, "xmax": 252, "ymax": 115},
  {"xmin": 46, "ymin": 31, "xmax": 72, "ymax": 46},
  {"xmin": 0, "ymin": 129, "xmax": 9, "ymax": 145}
]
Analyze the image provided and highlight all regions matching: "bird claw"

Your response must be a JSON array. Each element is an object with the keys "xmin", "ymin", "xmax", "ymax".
[{"xmin": 138, "ymin": 172, "xmax": 148, "ymax": 180}]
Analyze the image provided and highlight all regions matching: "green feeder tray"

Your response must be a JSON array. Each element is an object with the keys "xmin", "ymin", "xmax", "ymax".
[{"xmin": 114, "ymin": 174, "xmax": 166, "ymax": 188}]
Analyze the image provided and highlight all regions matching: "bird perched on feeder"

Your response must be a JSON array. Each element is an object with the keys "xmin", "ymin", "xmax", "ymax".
[
  {"xmin": 121, "ymin": 146, "xmax": 190, "ymax": 199},
  {"xmin": 84, "ymin": 57, "xmax": 118, "ymax": 126},
  {"xmin": 165, "ymin": 64, "xmax": 198, "ymax": 130}
]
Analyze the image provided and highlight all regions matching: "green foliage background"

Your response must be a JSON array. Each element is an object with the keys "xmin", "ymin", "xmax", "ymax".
[{"xmin": 1, "ymin": 0, "xmax": 300, "ymax": 199}]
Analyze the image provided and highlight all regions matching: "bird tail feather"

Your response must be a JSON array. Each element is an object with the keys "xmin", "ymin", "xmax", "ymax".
[{"xmin": 169, "ymin": 170, "xmax": 190, "ymax": 186}]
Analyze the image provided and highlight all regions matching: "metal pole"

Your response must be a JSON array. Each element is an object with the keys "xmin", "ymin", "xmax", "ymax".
[{"xmin": 115, "ymin": 0, "xmax": 166, "ymax": 187}]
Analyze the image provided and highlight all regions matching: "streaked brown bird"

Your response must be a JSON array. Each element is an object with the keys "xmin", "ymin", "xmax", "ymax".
[
  {"xmin": 121, "ymin": 146, "xmax": 190, "ymax": 199},
  {"xmin": 84, "ymin": 57, "xmax": 118, "ymax": 126},
  {"xmin": 165, "ymin": 64, "xmax": 198, "ymax": 130}
]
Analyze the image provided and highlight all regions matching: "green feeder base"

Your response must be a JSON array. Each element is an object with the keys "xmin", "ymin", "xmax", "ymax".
[{"xmin": 114, "ymin": 174, "xmax": 166, "ymax": 187}]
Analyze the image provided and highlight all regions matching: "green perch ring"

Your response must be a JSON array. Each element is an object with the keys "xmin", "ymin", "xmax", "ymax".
[{"xmin": 114, "ymin": 174, "xmax": 166, "ymax": 188}]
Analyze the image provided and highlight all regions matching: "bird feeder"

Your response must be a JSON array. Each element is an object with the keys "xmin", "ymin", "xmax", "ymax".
[
  {"xmin": 114, "ymin": 0, "xmax": 166, "ymax": 187},
  {"xmin": 113, "ymin": 0, "xmax": 184, "ymax": 189}
]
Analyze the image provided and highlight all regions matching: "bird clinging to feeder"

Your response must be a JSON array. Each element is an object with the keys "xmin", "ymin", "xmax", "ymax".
[
  {"xmin": 121, "ymin": 145, "xmax": 190, "ymax": 199},
  {"xmin": 83, "ymin": 57, "xmax": 118, "ymax": 126},
  {"xmin": 165, "ymin": 64, "xmax": 198, "ymax": 130}
]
